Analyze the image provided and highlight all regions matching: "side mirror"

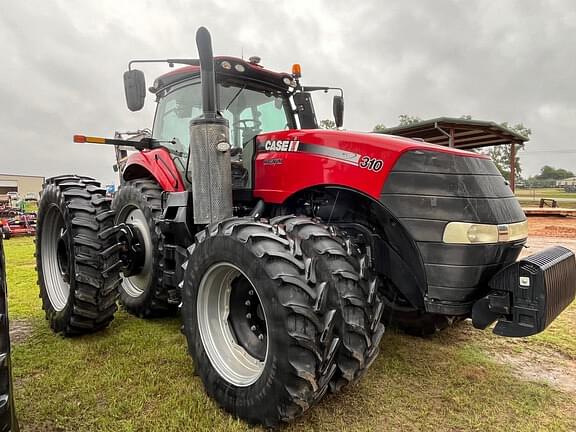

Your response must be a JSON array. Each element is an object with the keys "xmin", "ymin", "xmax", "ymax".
[
  {"xmin": 123, "ymin": 69, "xmax": 146, "ymax": 112},
  {"xmin": 333, "ymin": 95, "xmax": 344, "ymax": 128}
]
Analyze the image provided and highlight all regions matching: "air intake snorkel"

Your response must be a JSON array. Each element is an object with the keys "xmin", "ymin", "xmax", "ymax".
[{"xmin": 188, "ymin": 27, "xmax": 233, "ymax": 224}]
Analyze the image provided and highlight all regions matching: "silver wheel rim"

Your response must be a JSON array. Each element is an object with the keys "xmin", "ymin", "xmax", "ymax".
[
  {"xmin": 41, "ymin": 206, "xmax": 71, "ymax": 311},
  {"xmin": 117, "ymin": 206, "xmax": 153, "ymax": 297},
  {"xmin": 197, "ymin": 262, "xmax": 268, "ymax": 387}
]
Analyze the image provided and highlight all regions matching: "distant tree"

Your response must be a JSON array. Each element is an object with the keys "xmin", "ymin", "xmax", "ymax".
[
  {"xmin": 460, "ymin": 114, "xmax": 472, "ymax": 120},
  {"xmin": 501, "ymin": 122, "xmax": 531, "ymax": 139},
  {"xmin": 535, "ymin": 165, "xmax": 575, "ymax": 180},
  {"xmin": 488, "ymin": 122, "xmax": 531, "ymax": 182},
  {"xmin": 373, "ymin": 123, "xmax": 387, "ymax": 132},
  {"xmin": 372, "ymin": 115, "xmax": 421, "ymax": 130},
  {"xmin": 488, "ymin": 146, "xmax": 515, "ymax": 180},
  {"xmin": 398, "ymin": 114, "xmax": 422, "ymax": 126},
  {"xmin": 320, "ymin": 119, "xmax": 336, "ymax": 129}
]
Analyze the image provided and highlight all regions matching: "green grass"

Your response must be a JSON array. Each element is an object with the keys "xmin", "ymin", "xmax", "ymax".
[
  {"xmin": 516, "ymin": 188, "xmax": 576, "ymax": 208},
  {"xmin": 25, "ymin": 201, "xmax": 38, "ymax": 213},
  {"xmin": 531, "ymin": 302, "xmax": 576, "ymax": 358},
  {"xmin": 6, "ymin": 237, "xmax": 576, "ymax": 431},
  {"xmin": 516, "ymin": 188, "xmax": 576, "ymax": 199}
]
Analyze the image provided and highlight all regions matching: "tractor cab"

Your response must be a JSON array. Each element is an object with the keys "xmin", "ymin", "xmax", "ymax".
[
  {"xmin": 150, "ymin": 58, "xmax": 297, "ymax": 188},
  {"xmin": 122, "ymin": 55, "xmax": 343, "ymax": 188}
]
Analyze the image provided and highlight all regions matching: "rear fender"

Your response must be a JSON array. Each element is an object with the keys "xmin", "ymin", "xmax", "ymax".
[{"xmin": 123, "ymin": 148, "xmax": 185, "ymax": 192}]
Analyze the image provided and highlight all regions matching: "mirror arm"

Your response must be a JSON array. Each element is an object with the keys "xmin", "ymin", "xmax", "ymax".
[
  {"xmin": 302, "ymin": 86, "xmax": 344, "ymax": 98},
  {"xmin": 128, "ymin": 59, "xmax": 200, "ymax": 71}
]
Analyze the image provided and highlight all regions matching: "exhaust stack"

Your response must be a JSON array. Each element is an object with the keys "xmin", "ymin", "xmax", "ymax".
[
  {"xmin": 189, "ymin": 27, "xmax": 233, "ymax": 224},
  {"xmin": 196, "ymin": 27, "xmax": 217, "ymax": 119}
]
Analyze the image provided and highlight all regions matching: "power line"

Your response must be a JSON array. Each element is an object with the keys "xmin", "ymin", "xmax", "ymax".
[{"xmin": 523, "ymin": 149, "xmax": 576, "ymax": 154}]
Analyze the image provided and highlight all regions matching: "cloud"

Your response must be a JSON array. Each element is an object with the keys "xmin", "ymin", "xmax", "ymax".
[{"xmin": 0, "ymin": 0, "xmax": 574, "ymax": 183}]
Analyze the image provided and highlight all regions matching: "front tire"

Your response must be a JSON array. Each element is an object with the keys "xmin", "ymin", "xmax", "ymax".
[
  {"xmin": 380, "ymin": 287, "xmax": 457, "ymax": 337},
  {"xmin": 36, "ymin": 175, "xmax": 120, "ymax": 335},
  {"xmin": 182, "ymin": 218, "xmax": 340, "ymax": 427}
]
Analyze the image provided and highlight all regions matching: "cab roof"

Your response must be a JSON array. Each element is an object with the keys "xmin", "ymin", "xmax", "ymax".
[{"xmin": 152, "ymin": 56, "xmax": 294, "ymax": 93}]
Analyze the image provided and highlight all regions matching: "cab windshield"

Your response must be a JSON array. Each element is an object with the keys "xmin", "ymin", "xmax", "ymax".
[{"xmin": 152, "ymin": 81, "xmax": 292, "ymax": 155}]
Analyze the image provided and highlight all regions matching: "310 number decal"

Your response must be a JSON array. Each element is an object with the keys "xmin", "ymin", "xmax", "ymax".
[{"xmin": 359, "ymin": 156, "xmax": 384, "ymax": 172}]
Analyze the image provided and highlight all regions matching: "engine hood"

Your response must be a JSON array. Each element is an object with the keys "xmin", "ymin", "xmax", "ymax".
[
  {"xmin": 257, "ymin": 128, "xmax": 489, "ymax": 160},
  {"xmin": 253, "ymin": 128, "xmax": 492, "ymax": 203}
]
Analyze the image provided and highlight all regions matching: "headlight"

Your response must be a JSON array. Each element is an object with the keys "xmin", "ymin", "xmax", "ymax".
[{"xmin": 443, "ymin": 221, "xmax": 528, "ymax": 244}]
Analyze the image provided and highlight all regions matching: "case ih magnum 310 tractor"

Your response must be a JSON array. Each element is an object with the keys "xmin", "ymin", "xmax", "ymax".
[{"xmin": 34, "ymin": 27, "xmax": 575, "ymax": 426}]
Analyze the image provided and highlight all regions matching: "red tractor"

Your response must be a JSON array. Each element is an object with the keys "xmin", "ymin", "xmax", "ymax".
[{"xmin": 35, "ymin": 27, "xmax": 576, "ymax": 426}]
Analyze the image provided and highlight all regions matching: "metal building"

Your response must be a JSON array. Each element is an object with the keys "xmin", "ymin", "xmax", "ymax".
[{"xmin": 0, "ymin": 173, "xmax": 44, "ymax": 200}]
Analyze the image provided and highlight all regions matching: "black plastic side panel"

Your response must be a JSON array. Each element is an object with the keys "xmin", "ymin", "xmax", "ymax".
[
  {"xmin": 390, "ymin": 149, "xmax": 502, "ymax": 175},
  {"xmin": 381, "ymin": 195, "xmax": 524, "ymax": 224},
  {"xmin": 381, "ymin": 150, "xmax": 526, "ymax": 315},
  {"xmin": 385, "ymin": 171, "xmax": 515, "ymax": 198},
  {"xmin": 0, "ymin": 238, "xmax": 18, "ymax": 432}
]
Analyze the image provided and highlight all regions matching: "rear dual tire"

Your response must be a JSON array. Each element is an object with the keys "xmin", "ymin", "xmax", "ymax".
[
  {"xmin": 36, "ymin": 176, "xmax": 120, "ymax": 335},
  {"xmin": 112, "ymin": 179, "xmax": 177, "ymax": 318}
]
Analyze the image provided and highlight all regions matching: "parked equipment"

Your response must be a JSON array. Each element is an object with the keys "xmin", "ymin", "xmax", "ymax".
[
  {"xmin": 0, "ymin": 208, "xmax": 36, "ymax": 239},
  {"xmin": 34, "ymin": 27, "xmax": 576, "ymax": 426}
]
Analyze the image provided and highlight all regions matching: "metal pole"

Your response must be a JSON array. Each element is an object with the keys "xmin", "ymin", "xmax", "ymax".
[
  {"xmin": 510, "ymin": 142, "xmax": 516, "ymax": 192},
  {"xmin": 433, "ymin": 122, "xmax": 452, "ymax": 147},
  {"xmin": 449, "ymin": 127, "xmax": 455, "ymax": 148}
]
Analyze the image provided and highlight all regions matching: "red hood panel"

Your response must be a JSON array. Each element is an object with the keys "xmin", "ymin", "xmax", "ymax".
[
  {"xmin": 262, "ymin": 129, "xmax": 487, "ymax": 158},
  {"xmin": 253, "ymin": 129, "xmax": 487, "ymax": 204}
]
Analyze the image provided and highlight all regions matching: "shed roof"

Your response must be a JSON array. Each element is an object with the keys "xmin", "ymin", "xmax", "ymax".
[{"xmin": 377, "ymin": 117, "xmax": 529, "ymax": 149}]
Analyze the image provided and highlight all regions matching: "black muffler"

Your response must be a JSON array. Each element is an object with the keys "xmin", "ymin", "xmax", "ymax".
[
  {"xmin": 472, "ymin": 246, "xmax": 576, "ymax": 337},
  {"xmin": 188, "ymin": 27, "xmax": 232, "ymax": 224},
  {"xmin": 196, "ymin": 26, "xmax": 218, "ymax": 120}
]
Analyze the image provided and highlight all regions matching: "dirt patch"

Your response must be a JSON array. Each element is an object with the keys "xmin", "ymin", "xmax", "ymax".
[
  {"xmin": 491, "ymin": 348, "xmax": 576, "ymax": 394},
  {"xmin": 527, "ymin": 216, "xmax": 576, "ymax": 237},
  {"xmin": 10, "ymin": 318, "xmax": 33, "ymax": 344},
  {"xmin": 500, "ymin": 219, "xmax": 576, "ymax": 394},
  {"xmin": 520, "ymin": 236, "xmax": 576, "ymax": 258}
]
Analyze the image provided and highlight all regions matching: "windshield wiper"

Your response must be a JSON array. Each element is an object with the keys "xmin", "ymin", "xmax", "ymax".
[{"xmin": 225, "ymin": 85, "xmax": 246, "ymax": 110}]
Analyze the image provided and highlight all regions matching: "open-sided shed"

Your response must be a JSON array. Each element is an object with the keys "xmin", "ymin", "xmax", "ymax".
[{"xmin": 377, "ymin": 117, "xmax": 529, "ymax": 190}]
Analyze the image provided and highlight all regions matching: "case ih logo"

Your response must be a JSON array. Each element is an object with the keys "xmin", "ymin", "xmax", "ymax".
[{"xmin": 264, "ymin": 139, "xmax": 300, "ymax": 152}]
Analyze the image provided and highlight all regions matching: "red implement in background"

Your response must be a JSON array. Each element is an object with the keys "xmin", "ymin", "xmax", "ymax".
[{"xmin": 0, "ymin": 208, "xmax": 36, "ymax": 239}]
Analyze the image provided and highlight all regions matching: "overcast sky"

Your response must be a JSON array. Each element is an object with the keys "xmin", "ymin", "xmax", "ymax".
[{"xmin": 1, "ymin": 0, "xmax": 575, "ymax": 185}]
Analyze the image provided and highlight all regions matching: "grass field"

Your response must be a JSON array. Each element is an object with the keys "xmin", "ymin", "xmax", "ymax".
[
  {"xmin": 6, "ymin": 237, "xmax": 576, "ymax": 432},
  {"xmin": 516, "ymin": 188, "xmax": 576, "ymax": 209}
]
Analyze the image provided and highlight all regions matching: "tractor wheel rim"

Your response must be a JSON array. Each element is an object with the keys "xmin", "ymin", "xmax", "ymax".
[
  {"xmin": 197, "ymin": 262, "xmax": 268, "ymax": 387},
  {"xmin": 117, "ymin": 206, "xmax": 153, "ymax": 298},
  {"xmin": 41, "ymin": 206, "xmax": 70, "ymax": 311}
]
